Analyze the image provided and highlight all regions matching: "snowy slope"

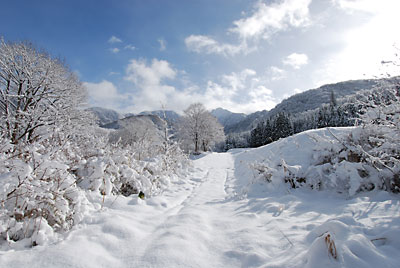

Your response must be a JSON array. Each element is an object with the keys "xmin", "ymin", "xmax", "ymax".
[
  {"xmin": 86, "ymin": 107, "xmax": 121, "ymax": 126},
  {"xmin": 211, "ymin": 108, "xmax": 247, "ymax": 130},
  {"xmin": 224, "ymin": 77, "xmax": 391, "ymax": 134},
  {"xmin": 0, "ymin": 128, "xmax": 399, "ymax": 268},
  {"xmin": 266, "ymin": 78, "xmax": 381, "ymax": 118}
]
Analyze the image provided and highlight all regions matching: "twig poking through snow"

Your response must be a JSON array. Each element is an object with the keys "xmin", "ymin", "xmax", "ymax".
[{"xmin": 274, "ymin": 223, "xmax": 294, "ymax": 248}]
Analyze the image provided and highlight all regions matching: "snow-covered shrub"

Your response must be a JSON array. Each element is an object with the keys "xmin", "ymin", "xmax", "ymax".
[
  {"xmin": 158, "ymin": 140, "xmax": 189, "ymax": 175},
  {"xmin": 251, "ymin": 126, "xmax": 399, "ymax": 196},
  {"xmin": 0, "ymin": 138, "xmax": 91, "ymax": 246},
  {"xmin": 76, "ymin": 140, "xmax": 189, "ymax": 198},
  {"xmin": 108, "ymin": 125, "xmax": 162, "ymax": 161},
  {"xmin": 76, "ymin": 111, "xmax": 190, "ymax": 198}
]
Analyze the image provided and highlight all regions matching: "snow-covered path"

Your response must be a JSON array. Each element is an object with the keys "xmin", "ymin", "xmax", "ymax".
[
  {"xmin": 1, "ymin": 150, "xmax": 399, "ymax": 268},
  {"xmin": 132, "ymin": 153, "xmax": 238, "ymax": 267},
  {"xmin": 130, "ymin": 152, "xmax": 285, "ymax": 267}
]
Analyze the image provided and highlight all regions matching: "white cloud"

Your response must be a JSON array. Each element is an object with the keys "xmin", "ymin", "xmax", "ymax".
[
  {"xmin": 158, "ymin": 38, "xmax": 166, "ymax": 51},
  {"xmin": 125, "ymin": 58, "xmax": 176, "ymax": 85},
  {"xmin": 249, "ymin": 85, "xmax": 273, "ymax": 98},
  {"xmin": 122, "ymin": 59, "xmax": 260, "ymax": 113},
  {"xmin": 269, "ymin": 66, "xmax": 286, "ymax": 81},
  {"xmin": 84, "ymin": 80, "xmax": 126, "ymax": 109},
  {"xmin": 221, "ymin": 68, "xmax": 256, "ymax": 93},
  {"xmin": 185, "ymin": 35, "xmax": 245, "ymax": 56},
  {"xmin": 230, "ymin": 0, "xmax": 311, "ymax": 41},
  {"xmin": 283, "ymin": 53, "xmax": 309, "ymax": 69},
  {"xmin": 110, "ymin": 47, "xmax": 120, "ymax": 54},
  {"xmin": 108, "ymin": 36, "xmax": 122, "ymax": 44},
  {"xmin": 123, "ymin": 59, "xmax": 179, "ymax": 112},
  {"xmin": 124, "ymin": 44, "xmax": 136, "ymax": 51},
  {"xmin": 89, "ymin": 58, "xmax": 276, "ymax": 114},
  {"xmin": 185, "ymin": 0, "xmax": 312, "ymax": 55},
  {"xmin": 199, "ymin": 69, "xmax": 277, "ymax": 113}
]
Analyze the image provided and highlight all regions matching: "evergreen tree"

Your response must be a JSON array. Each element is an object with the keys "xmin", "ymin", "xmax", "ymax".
[
  {"xmin": 330, "ymin": 90, "xmax": 337, "ymax": 107},
  {"xmin": 272, "ymin": 113, "xmax": 293, "ymax": 140},
  {"xmin": 263, "ymin": 119, "xmax": 273, "ymax": 145},
  {"xmin": 250, "ymin": 122, "xmax": 264, "ymax": 147}
]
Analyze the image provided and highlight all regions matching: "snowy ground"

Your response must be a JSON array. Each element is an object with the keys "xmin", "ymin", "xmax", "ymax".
[{"xmin": 1, "ymin": 131, "xmax": 399, "ymax": 267}]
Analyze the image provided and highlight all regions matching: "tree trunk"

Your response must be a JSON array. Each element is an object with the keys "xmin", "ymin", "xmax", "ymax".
[{"xmin": 194, "ymin": 132, "xmax": 198, "ymax": 153}]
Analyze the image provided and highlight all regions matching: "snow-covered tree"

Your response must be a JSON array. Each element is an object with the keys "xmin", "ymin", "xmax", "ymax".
[
  {"xmin": 199, "ymin": 112, "xmax": 225, "ymax": 151},
  {"xmin": 224, "ymin": 132, "xmax": 249, "ymax": 150},
  {"xmin": 272, "ymin": 113, "xmax": 293, "ymax": 141},
  {"xmin": 250, "ymin": 122, "xmax": 264, "ymax": 148},
  {"xmin": 109, "ymin": 125, "xmax": 158, "ymax": 160},
  {"xmin": 180, "ymin": 103, "xmax": 225, "ymax": 153},
  {"xmin": 0, "ymin": 38, "xmax": 87, "ymax": 145}
]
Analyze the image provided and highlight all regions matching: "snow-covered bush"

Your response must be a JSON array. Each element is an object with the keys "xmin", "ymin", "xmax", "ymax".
[
  {"xmin": 0, "ymin": 137, "xmax": 91, "ymax": 247},
  {"xmin": 0, "ymin": 123, "xmax": 188, "ymax": 247},
  {"xmin": 251, "ymin": 126, "xmax": 399, "ymax": 196},
  {"xmin": 76, "ymin": 140, "xmax": 189, "ymax": 198},
  {"xmin": 108, "ymin": 124, "xmax": 161, "ymax": 161}
]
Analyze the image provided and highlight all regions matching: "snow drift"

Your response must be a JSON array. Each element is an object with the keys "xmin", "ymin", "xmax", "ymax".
[{"xmin": 245, "ymin": 127, "xmax": 399, "ymax": 197}]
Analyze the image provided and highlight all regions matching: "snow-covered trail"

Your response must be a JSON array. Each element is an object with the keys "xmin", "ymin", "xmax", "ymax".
[
  {"xmin": 1, "ymin": 151, "xmax": 399, "ymax": 268},
  {"xmin": 129, "ymin": 152, "xmax": 283, "ymax": 267}
]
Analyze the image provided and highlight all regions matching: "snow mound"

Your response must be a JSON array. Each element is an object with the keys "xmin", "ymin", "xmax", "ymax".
[
  {"xmin": 305, "ymin": 217, "xmax": 400, "ymax": 268},
  {"xmin": 241, "ymin": 127, "xmax": 399, "ymax": 196}
]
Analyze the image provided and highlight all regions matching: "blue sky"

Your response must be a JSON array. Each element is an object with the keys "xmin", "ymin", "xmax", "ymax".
[{"xmin": 1, "ymin": 0, "xmax": 399, "ymax": 114}]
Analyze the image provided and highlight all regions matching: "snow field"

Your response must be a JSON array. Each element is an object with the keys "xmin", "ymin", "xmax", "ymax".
[{"xmin": 0, "ymin": 127, "xmax": 399, "ymax": 267}]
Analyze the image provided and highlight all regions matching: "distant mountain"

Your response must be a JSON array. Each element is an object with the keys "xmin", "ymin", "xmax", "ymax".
[
  {"xmin": 102, "ymin": 114, "xmax": 167, "ymax": 146},
  {"xmin": 102, "ymin": 114, "xmax": 165, "ymax": 131},
  {"xmin": 139, "ymin": 110, "xmax": 181, "ymax": 126},
  {"xmin": 224, "ymin": 110, "xmax": 269, "ymax": 134},
  {"xmin": 266, "ymin": 78, "xmax": 381, "ymax": 119},
  {"xmin": 211, "ymin": 108, "xmax": 246, "ymax": 130},
  {"xmin": 87, "ymin": 107, "xmax": 121, "ymax": 126}
]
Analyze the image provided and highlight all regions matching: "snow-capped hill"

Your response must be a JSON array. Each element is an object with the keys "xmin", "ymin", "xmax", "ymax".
[
  {"xmin": 266, "ymin": 78, "xmax": 380, "ymax": 118},
  {"xmin": 102, "ymin": 114, "xmax": 165, "ymax": 132},
  {"xmin": 103, "ymin": 114, "xmax": 168, "ymax": 155},
  {"xmin": 224, "ymin": 110, "xmax": 269, "ymax": 134},
  {"xmin": 211, "ymin": 108, "xmax": 246, "ymax": 129},
  {"xmin": 223, "ymin": 77, "xmax": 388, "ymax": 134},
  {"xmin": 87, "ymin": 107, "xmax": 121, "ymax": 126},
  {"xmin": 139, "ymin": 110, "xmax": 181, "ymax": 126}
]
